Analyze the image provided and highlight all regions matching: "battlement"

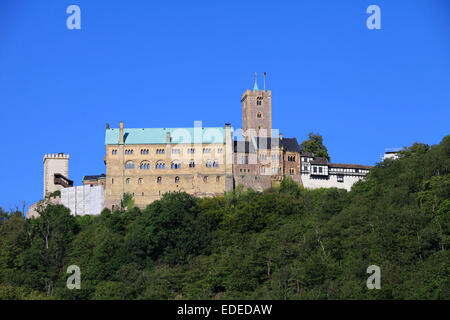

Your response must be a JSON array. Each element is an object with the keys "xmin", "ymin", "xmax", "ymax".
[{"xmin": 43, "ymin": 153, "xmax": 70, "ymax": 162}]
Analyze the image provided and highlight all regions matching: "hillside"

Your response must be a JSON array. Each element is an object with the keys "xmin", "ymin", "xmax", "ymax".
[{"xmin": 0, "ymin": 135, "xmax": 449, "ymax": 300}]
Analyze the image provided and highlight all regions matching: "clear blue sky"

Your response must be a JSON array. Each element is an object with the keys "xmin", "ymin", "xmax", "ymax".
[{"xmin": 1, "ymin": 0, "xmax": 449, "ymax": 209}]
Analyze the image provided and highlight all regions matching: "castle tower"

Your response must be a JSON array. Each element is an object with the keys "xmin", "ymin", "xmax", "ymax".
[
  {"xmin": 242, "ymin": 72, "xmax": 272, "ymax": 140},
  {"xmin": 43, "ymin": 153, "xmax": 69, "ymax": 197}
]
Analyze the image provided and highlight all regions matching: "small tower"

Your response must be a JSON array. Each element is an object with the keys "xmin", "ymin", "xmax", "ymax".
[
  {"xmin": 242, "ymin": 73, "xmax": 272, "ymax": 140},
  {"xmin": 43, "ymin": 153, "xmax": 70, "ymax": 197}
]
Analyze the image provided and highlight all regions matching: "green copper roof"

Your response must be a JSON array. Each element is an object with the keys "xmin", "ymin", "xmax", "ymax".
[
  {"xmin": 253, "ymin": 72, "xmax": 259, "ymax": 91},
  {"xmin": 105, "ymin": 127, "xmax": 232, "ymax": 145}
]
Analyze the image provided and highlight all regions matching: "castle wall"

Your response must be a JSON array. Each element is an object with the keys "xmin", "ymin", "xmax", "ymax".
[
  {"xmin": 104, "ymin": 143, "xmax": 230, "ymax": 209},
  {"xmin": 301, "ymin": 173, "xmax": 365, "ymax": 191}
]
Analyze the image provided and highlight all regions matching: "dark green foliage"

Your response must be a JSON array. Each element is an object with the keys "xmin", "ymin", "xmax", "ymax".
[
  {"xmin": 0, "ymin": 135, "xmax": 448, "ymax": 299},
  {"xmin": 300, "ymin": 132, "xmax": 330, "ymax": 161}
]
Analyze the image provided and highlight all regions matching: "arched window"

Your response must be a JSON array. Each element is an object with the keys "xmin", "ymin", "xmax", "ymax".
[
  {"xmin": 213, "ymin": 160, "xmax": 219, "ymax": 168},
  {"xmin": 216, "ymin": 176, "xmax": 220, "ymax": 182},
  {"xmin": 157, "ymin": 176, "xmax": 162, "ymax": 183},
  {"xmin": 138, "ymin": 178, "xmax": 143, "ymax": 184},
  {"xmin": 257, "ymin": 112, "xmax": 262, "ymax": 118},
  {"xmin": 206, "ymin": 160, "xmax": 212, "ymax": 168},
  {"xmin": 189, "ymin": 160, "xmax": 195, "ymax": 168},
  {"xmin": 125, "ymin": 161, "xmax": 135, "ymax": 169},
  {"xmin": 175, "ymin": 176, "xmax": 180, "ymax": 183},
  {"xmin": 171, "ymin": 161, "xmax": 181, "ymax": 169},
  {"xmin": 126, "ymin": 178, "xmax": 130, "ymax": 184},
  {"xmin": 203, "ymin": 176, "xmax": 208, "ymax": 183},
  {"xmin": 155, "ymin": 161, "xmax": 165, "ymax": 169},
  {"xmin": 140, "ymin": 161, "xmax": 150, "ymax": 170}
]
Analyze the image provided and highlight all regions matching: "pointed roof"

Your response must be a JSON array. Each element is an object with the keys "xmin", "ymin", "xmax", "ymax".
[{"xmin": 253, "ymin": 72, "xmax": 259, "ymax": 91}]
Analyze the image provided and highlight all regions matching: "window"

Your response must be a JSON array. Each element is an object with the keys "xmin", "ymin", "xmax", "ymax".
[
  {"xmin": 257, "ymin": 112, "xmax": 262, "ymax": 118},
  {"xmin": 203, "ymin": 176, "xmax": 208, "ymax": 183},
  {"xmin": 189, "ymin": 160, "xmax": 195, "ymax": 168},
  {"xmin": 155, "ymin": 161, "xmax": 165, "ymax": 169},
  {"xmin": 290, "ymin": 168, "xmax": 295, "ymax": 175},
  {"xmin": 337, "ymin": 175, "xmax": 344, "ymax": 183},
  {"xmin": 288, "ymin": 156, "xmax": 296, "ymax": 162},
  {"xmin": 138, "ymin": 178, "xmax": 143, "ymax": 184},
  {"xmin": 260, "ymin": 166, "xmax": 266, "ymax": 174},
  {"xmin": 157, "ymin": 176, "xmax": 162, "ymax": 183},
  {"xmin": 140, "ymin": 149, "xmax": 149, "ymax": 155},
  {"xmin": 156, "ymin": 149, "xmax": 165, "ymax": 154},
  {"xmin": 112, "ymin": 178, "xmax": 114, "ymax": 184},
  {"xmin": 112, "ymin": 149, "xmax": 117, "ymax": 155},
  {"xmin": 213, "ymin": 160, "xmax": 219, "ymax": 168},
  {"xmin": 125, "ymin": 149, "xmax": 134, "ymax": 155},
  {"xmin": 313, "ymin": 166, "xmax": 317, "ymax": 173},
  {"xmin": 175, "ymin": 176, "xmax": 180, "ymax": 183},
  {"xmin": 319, "ymin": 167, "xmax": 323, "ymax": 173},
  {"xmin": 217, "ymin": 148, "xmax": 223, "ymax": 153},
  {"xmin": 140, "ymin": 161, "xmax": 150, "ymax": 170},
  {"xmin": 142, "ymin": 192, "xmax": 144, "ymax": 196},
  {"xmin": 172, "ymin": 148, "xmax": 180, "ymax": 154},
  {"xmin": 126, "ymin": 178, "xmax": 130, "ymax": 184},
  {"xmin": 206, "ymin": 160, "xmax": 212, "ymax": 168},
  {"xmin": 187, "ymin": 148, "xmax": 195, "ymax": 154},
  {"xmin": 125, "ymin": 161, "xmax": 135, "ymax": 169},
  {"xmin": 239, "ymin": 155, "xmax": 249, "ymax": 164},
  {"xmin": 171, "ymin": 161, "xmax": 181, "ymax": 169},
  {"xmin": 203, "ymin": 148, "xmax": 211, "ymax": 154},
  {"xmin": 216, "ymin": 176, "xmax": 220, "ymax": 182}
]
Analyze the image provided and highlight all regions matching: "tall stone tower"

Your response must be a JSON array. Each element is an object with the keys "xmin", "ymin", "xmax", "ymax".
[
  {"xmin": 242, "ymin": 72, "xmax": 272, "ymax": 140},
  {"xmin": 43, "ymin": 153, "xmax": 69, "ymax": 197}
]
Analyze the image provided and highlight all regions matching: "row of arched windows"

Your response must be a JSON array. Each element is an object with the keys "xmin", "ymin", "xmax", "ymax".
[
  {"xmin": 115, "ymin": 148, "xmax": 223, "ymax": 155},
  {"xmin": 125, "ymin": 160, "xmax": 220, "ymax": 169},
  {"xmin": 125, "ymin": 177, "xmax": 180, "ymax": 184},
  {"xmin": 123, "ymin": 175, "xmax": 221, "ymax": 185}
]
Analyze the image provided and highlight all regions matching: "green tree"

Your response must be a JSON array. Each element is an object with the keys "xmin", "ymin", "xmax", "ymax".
[{"xmin": 300, "ymin": 132, "xmax": 330, "ymax": 161}]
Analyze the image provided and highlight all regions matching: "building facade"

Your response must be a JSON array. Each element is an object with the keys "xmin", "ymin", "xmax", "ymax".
[
  {"xmin": 43, "ymin": 153, "xmax": 72, "ymax": 197},
  {"xmin": 300, "ymin": 153, "xmax": 372, "ymax": 191},
  {"xmin": 104, "ymin": 123, "xmax": 234, "ymax": 209}
]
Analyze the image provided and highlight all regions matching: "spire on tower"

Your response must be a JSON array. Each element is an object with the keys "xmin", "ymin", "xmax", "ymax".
[{"xmin": 253, "ymin": 72, "xmax": 259, "ymax": 91}]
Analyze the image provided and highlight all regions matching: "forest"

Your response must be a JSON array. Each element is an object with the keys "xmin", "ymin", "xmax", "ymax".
[{"xmin": 0, "ymin": 135, "xmax": 448, "ymax": 300}]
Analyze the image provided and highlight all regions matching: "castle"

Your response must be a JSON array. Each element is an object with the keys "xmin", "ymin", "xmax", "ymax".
[
  {"xmin": 103, "ymin": 75, "xmax": 372, "ymax": 210},
  {"xmin": 29, "ymin": 75, "xmax": 373, "ymax": 216}
]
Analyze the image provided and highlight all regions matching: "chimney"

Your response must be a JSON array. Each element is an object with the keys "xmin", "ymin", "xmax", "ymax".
[
  {"xmin": 166, "ymin": 131, "xmax": 171, "ymax": 143},
  {"xmin": 119, "ymin": 121, "xmax": 124, "ymax": 144},
  {"xmin": 106, "ymin": 123, "xmax": 110, "ymax": 130},
  {"xmin": 279, "ymin": 133, "xmax": 283, "ymax": 140}
]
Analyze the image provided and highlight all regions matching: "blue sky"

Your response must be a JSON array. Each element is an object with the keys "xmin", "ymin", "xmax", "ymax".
[{"xmin": 0, "ymin": 0, "xmax": 449, "ymax": 209}]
